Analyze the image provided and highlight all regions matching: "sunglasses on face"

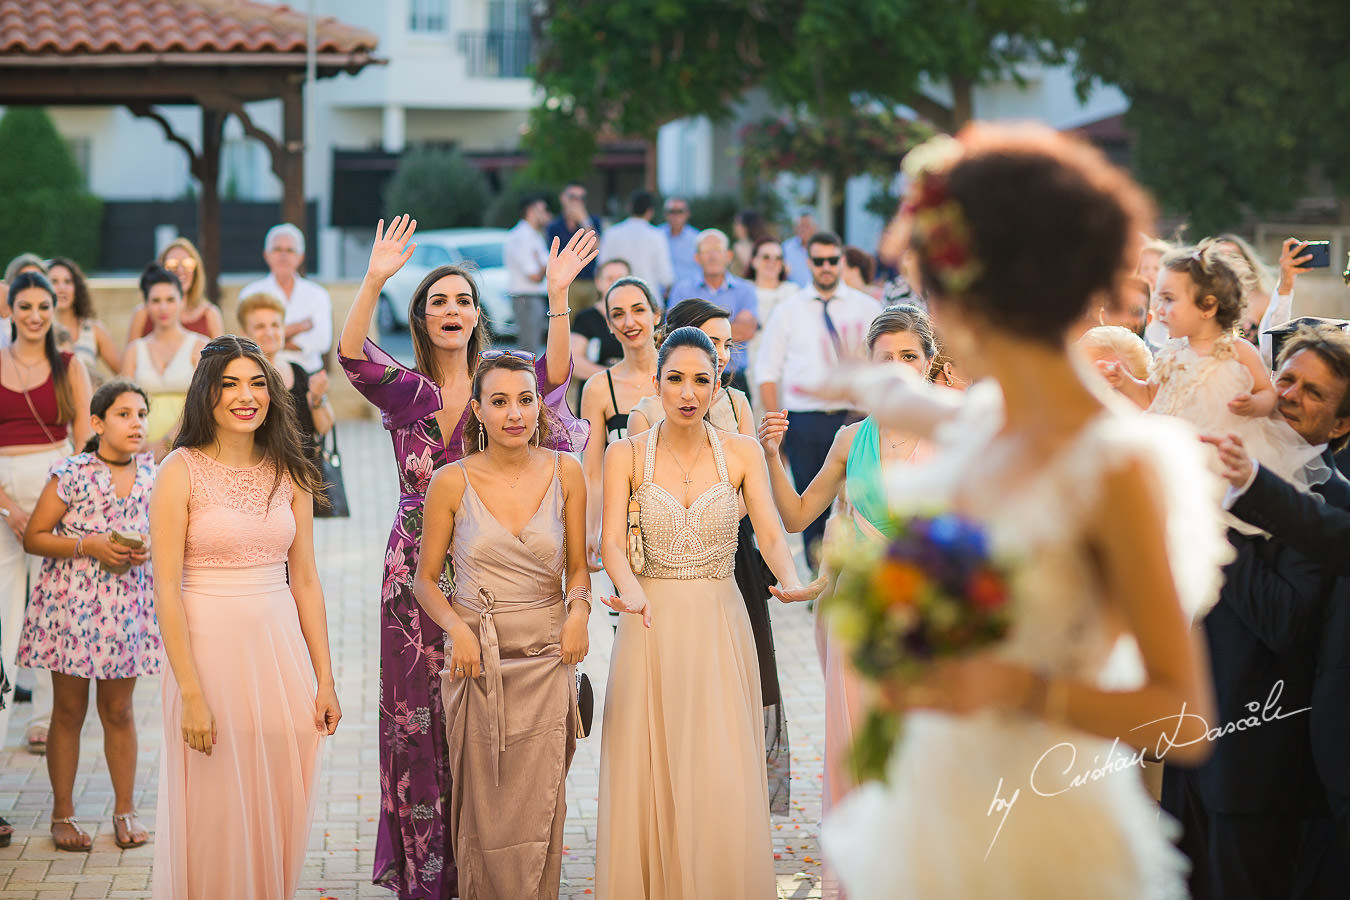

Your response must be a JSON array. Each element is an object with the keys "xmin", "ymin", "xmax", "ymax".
[
  {"xmin": 164, "ymin": 259, "xmax": 197, "ymax": 271},
  {"xmin": 811, "ymin": 255, "xmax": 842, "ymax": 267},
  {"xmin": 480, "ymin": 349, "xmax": 537, "ymax": 362},
  {"xmin": 200, "ymin": 335, "xmax": 263, "ymax": 357}
]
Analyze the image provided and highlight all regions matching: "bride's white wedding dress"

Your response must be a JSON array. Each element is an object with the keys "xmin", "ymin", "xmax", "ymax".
[{"xmin": 823, "ymin": 382, "xmax": 1232, "ymax": 899}]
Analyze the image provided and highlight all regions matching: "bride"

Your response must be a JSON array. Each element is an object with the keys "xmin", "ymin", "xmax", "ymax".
[{"xmin": 820, "ymin": 125, "xmax": 1231, "ymax": 898}]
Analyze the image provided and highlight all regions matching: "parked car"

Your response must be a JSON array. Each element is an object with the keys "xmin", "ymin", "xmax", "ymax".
[{"xmin": 377, "ymin": 228, "xmax": 516, "ymax": 338}]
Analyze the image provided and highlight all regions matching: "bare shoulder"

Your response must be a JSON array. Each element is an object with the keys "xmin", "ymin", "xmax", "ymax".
[
  {"xmin": 427, "ymin": 460, "xmax": 467, "ymax": 503},
  {"xmin": 1232, "ymin": 336, "xmax": 1265, "ymax": 367},
  {"xmin": 720, "ymin": 431, "xmax": 761, "ymax": 462},
  {"xmin": 558, "ymin": 451, "xmax": 584, "ymax": 482},
  {"xmin": 153, "ymin": 450, "xmax": 191, "ymax": 490},
  {"xmin": 604, "ymin": 432, "xmax": 646, "ymax": 467}
]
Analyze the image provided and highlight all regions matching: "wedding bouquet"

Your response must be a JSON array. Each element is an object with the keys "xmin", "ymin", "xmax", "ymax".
[{"xmin": 825, "ymin": 513, "xmax": 1014, "ymax": 781}]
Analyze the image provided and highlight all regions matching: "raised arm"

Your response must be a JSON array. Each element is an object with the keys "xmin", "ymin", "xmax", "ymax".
[
  {"xmin": 339, "ymin": 216, "xmax": 417, "ymax": 361},
  {"xmin": 149, "ymin": 454, "xmax": 216, "ymax": 756},
  {"xmin": 543, "ymin": 229, "xmax": 599, "ymax": 388},
  {"xmin": 288, "ymin": 485, "xmax": 341, "ymax": 735},
  {"xmin": 757, "ymin": 411, "xmax": 849, "ymax": 532}
]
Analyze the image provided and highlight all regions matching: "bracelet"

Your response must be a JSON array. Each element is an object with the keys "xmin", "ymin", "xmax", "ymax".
[
  {"xmin": 74, "ymin": 536, "xmax": 84, "ymax": 558},
  {"xmin": 565, "ymin": 586, "xmax": 591, "ymax": 614},
  {"xmin": 310, "ymin": 396, "xmax": 325, "ymax": 409},
  {"xmin": 545, "ymin": 308, "xmax": 571, "ymax": 318}
]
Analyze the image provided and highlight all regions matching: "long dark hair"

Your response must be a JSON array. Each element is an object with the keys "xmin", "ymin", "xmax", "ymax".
[
  {"xmin": 46, "ymin": 256, "xmax": 94, "ymax": 320},
  {"xmin": 83, "ymin": 379, "xmax": 150, "ymax": 453},
  {"xmin": 462, "ymin": 354, "xmax": 554, "ymax": 455},
  {"xmin": 408, "ymin": 265, "xmax": 492, "ymax": 384},
  {"xmin": 173, "ymin": 335, "xmax": 325, "ymax": 506},
  {"xmin": 8, "ymin": 270, "xmax": 76, "ymax": 425}
]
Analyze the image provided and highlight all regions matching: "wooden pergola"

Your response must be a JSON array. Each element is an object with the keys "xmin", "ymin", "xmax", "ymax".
[{"xmin": 0, "ymin": 0, "xmax": 380, "ymax": 299}]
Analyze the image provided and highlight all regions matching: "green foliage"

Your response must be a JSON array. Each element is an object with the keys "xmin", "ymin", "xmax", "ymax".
[
  {"xmin": 383, "ymin": 147, "xmax": 492, "ymax": 229},
  {"xmin": 0, "ymin": 108, "xmax": 102, "ymax": 269},
  {"xmin": 529, "ymin": 0, "xmax": 1078, "ymax": 177},
  {"xmin": 1074, "ymin": 0, "xmax": 1350, "ymax": 232}
]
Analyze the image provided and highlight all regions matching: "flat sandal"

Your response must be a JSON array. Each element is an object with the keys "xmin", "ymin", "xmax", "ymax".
[
  {"xmin": 112, "ymin": 811, "xmax": 148, "ymax": 849},
  {"xmin": 50, "ymin": 816, "xmax": 92, "ymax": 853}
]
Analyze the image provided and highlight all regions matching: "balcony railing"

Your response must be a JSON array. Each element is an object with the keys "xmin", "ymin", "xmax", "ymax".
[{"xmin": 456, "ymin": 30, "xmax": 534, "ymax": 79}]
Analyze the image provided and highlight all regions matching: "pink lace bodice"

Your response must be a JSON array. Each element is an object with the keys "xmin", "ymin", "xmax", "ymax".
[{"xmin": 180, "ymin": 448, "xmax": 296, "ymax": 567}]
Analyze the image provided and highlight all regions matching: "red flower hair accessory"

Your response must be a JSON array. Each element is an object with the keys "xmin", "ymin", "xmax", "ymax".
[{"xmin": 899, "ymin": 135, "xmax": 981, "ymax": 294}]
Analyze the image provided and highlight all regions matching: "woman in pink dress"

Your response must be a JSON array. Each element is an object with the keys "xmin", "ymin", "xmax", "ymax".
[{"xmin": 149, "ymin": 334, "xmax": 341, "ymax": 899}]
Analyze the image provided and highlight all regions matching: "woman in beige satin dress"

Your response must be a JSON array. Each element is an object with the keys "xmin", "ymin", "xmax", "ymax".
[
  {"xmin": 414, "ymin": 352, "xmax": 591, "ymax": 900},
  {"xmin": 596, "ymin": 327, "xmax": 825, "ymax": 899}
]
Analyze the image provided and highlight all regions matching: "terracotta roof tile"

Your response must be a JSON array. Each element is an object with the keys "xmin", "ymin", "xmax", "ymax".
[{"xmin": 0, "ymin": 0, "xmax": 377, "ymax": 57}]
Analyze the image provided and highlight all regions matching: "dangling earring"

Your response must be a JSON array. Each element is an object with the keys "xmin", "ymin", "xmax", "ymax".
[
  {"xmin": 531, "ymin": 425, "xmax": 541, "ymax": 447},
  {"xmin": 477, "ymin": 427, "xmax": 486, "ymax": 453}
]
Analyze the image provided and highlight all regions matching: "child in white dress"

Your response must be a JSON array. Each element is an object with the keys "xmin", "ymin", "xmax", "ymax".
[{"xmin": 1105, "ymin": 243, "xmax": 1323, "ymax": 500}]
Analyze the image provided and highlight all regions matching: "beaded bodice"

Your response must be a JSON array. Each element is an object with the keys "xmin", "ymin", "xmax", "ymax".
[
  {"xmin": 181, "ymin": 447, "xmax": 295, "ymax": 568},
  {"xmin": 632, "ymin": 421, "xmax": 738, "ymax": 580}
]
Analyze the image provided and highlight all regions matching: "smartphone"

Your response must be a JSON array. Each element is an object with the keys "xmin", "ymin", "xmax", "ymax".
[{"xmin": 1298, "ymin": 240, "xmax": 1331, "ymax": 268}]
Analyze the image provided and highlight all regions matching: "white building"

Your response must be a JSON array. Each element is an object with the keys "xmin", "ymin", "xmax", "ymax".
[{"xmin": 41, "ymin": 0, "xmax": 538, "ymax": 277}]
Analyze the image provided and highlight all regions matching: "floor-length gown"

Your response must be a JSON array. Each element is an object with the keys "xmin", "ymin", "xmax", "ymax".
[
  {"xmin": 823, "ymin": 385, "xmax": 1230, "ymax": 899},
  {"xmin": 596, "ymin": 421, "xmax": 776, "ymax": 899},
  {"xmin": 153, "ymin": 449, "xmax": 323, "ymax": 900},
  {"xmin": 340, "ymin": 338, "xmax": 584, "ymax": 898},
  {"xmin": 441, "ymin": 453, "xmax": 577, "ymax": 899}
]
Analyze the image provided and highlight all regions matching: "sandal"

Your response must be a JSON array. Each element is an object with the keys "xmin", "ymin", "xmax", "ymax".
[
  {"xmin": 112, "ymin": 811, "xmax": 148, "ymax": 850},
  {"xmin": 25, "ymin": 724, "xmax": 47, "ymax": 755},
  {"xmin": 0, "ymin": 816, "xmax": 12, "ymax": 848},
  {"xmin": 50, "ymin": 817, "xmax": 92, "ymax": 853}
]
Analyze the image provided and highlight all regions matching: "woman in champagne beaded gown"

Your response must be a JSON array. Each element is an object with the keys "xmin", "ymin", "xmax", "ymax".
[
  {"xmin": 150, "ymin": 335, "xmax": 341, "ymax": 899},
  {"xmin": 595, "ymin": 326, "xmax": 825, "ymax": 899},
  {"xmin": 820, "ymin": 126, "xmax": 1231, "ymax": 899}
]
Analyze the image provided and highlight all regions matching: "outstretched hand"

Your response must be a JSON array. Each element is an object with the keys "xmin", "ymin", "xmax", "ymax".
[
  {"xmin": 601, "ymin": 588, "xmax": 651, "ymax": 628},
  {"xmin": 770, "ymin": 574, "xmax": 828, "ymax": 604},
  {"xmin": 547, "ymin": 229, "xmax": 600, "ymax": 293},
  {"xmin": 1199, "ymin": 433, "xmax": 1255, "ymax": 489},
  {"xmin": 367, "ymin": 215, "xmax": 418, "ymax": 282}
]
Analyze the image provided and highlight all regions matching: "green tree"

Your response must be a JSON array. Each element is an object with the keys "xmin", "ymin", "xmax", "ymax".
[
  {"xmin": 527, "ymin": 0, "xmax": 1076, "ymax": 178},
  {"xmin": 0, "ymin": 107, "xmax": 102, "ymax": 269},
  {"xmin": 1074, "ymin": 0, "xmax": 1350, "ymax": 232},
  {"xmin": 383, "ymin": 147, "xmax": 492, "ymax": 229}
]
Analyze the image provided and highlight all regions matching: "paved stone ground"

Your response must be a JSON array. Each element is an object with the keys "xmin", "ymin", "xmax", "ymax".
[{"xmin": 0, "ymin": 419, "xmax": 827, "ymax": 899}]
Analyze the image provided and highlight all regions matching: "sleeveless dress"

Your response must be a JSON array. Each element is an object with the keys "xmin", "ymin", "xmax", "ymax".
[
  {"xmin": 596, "ymin": 421, "xmax": 776, "ymax": 899},
  {"xmin": 441, "ymin": 453, "xmax": 577, "ymax": 899},
  {"xmin": 823, "ymin": 386, "xmax": 1232, "ymax": 899},
  {"xmin": 152, "ymin": 449, "xmax": 324, "ymax": 900},
  {"xmin": 1150, "ymin": 334, "xmax": 1326, "ymax": 525},
  {"xmin": 17, "ymin": 452, "xmax": 161, "ymax": 678},
  {"xmin": 134, "ymin": 335, "xmax": 197, "ymax": 442},
  {"xmin": 602, "ymin": 369, "xmax": 630, "ymax": 444},
  {"xmin": 339, "ymin": 337, "xmax": 586, "ymax": 899}
]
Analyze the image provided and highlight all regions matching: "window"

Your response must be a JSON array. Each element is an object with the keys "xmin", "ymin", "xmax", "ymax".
[
  {"xmin": 455, "ymin": 243, "xmax": 504, "ymax": 269},
  {"xmin": 409, "ymin": 0, "xmax": 447, "ymax": 33},
  {"xmin": 66, "ymin": 137, "xmax": 92, "ymax": 188}
]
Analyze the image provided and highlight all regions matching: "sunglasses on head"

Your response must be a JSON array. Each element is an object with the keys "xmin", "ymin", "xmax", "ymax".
[
  {"xmin": 811, "ymin": 255, "xmax": 842, "ymax": 267},
  {"xmin": 200, "ymin": 335, "xmax": 262, "ymax": 357},
  {"xmin": 479, "ymin": 349, "xmax": 537, "ymax": 363}
]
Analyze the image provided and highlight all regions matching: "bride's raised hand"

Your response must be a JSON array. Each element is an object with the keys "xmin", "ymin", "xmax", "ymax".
[
  {"xmin": 770, "ymin": 573, "xmax": 828, "ymax": 604},
  {"xmin": 367, "ymin": 215, "xmax": 417, "ymax": 282},
  {"xmin": 547, "ymin": 229, "xmax": 600, "ymax": 292},
  {"xmin": 601, "ymin": 586, "xmax": 652, "ymax": 628}
]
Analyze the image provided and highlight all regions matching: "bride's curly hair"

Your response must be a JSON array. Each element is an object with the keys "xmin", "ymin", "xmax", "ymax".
[{"xmin": 908, "ymin": 123, "xmax": 1155, "ymax": 343}]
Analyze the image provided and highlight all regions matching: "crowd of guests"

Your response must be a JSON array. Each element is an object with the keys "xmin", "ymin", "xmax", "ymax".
[{"xmin": 1, "ymin": 123, "xmax": 1350, "ymax": 900}]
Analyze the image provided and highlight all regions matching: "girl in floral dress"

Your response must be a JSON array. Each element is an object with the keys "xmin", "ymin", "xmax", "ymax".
[
  {"xmin": 338, "ymin": 215, "xmax": 592, "ymax": 898},
  {"xmin": 18, "ymin": 380, "xmax": 160, "ymax": 852}
]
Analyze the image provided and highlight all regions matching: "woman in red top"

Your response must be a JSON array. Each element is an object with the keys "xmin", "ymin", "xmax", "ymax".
[{"xmin": 0, "ymin": 270, "xmax": 92, "ymax": 839}]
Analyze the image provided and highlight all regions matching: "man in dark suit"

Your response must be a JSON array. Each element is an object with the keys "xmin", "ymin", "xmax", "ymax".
[{"xmin": 1208, "ymin": 324, "xmax": 1350, "ymax": 893}]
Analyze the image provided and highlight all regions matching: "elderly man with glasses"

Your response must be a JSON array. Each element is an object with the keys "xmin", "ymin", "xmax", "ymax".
[
  {"xmin": 754, "ymin": 230, "xmax": 880, "ymax": 570},
  {"xmin": 239, "ymin": 224, "xmax": 333, "ymax": 375}
]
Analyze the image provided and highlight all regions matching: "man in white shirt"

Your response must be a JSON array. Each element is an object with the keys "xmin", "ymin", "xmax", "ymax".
[
  {"xmin": 239, "ymin": 223, "xmax": 332, "ymax": 374},
  {"xmin": 598, "ymin": 190, "xmax": 674, "ymax": 295},
  {"xmin": 660, "ymin": 196, "xmax": 700, "ymax": 286},
  {"xmin": 756, "ymin": 230, "xmax": 880, "ymax": 568},
  {"xmin": 505, "ymin": 195, "xmax": 553, "ymax": 352}
]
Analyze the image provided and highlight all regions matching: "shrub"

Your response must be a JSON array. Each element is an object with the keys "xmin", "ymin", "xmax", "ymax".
[
  {"xmin": 383, "ymin": 147, "xmax": 492, "ymax": 230},
  {"xmin": 0, "ymin": 108, "xmax": 103, "ymax": 270}
]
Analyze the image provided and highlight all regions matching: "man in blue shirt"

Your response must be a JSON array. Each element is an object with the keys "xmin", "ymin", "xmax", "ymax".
[
  {"xmin": 660, "ymin": 196, "xmax": 701, "ymax": 286},
  {"xmin": 667, "ymin": 228, "xmax": 759, "ymax": 393}
]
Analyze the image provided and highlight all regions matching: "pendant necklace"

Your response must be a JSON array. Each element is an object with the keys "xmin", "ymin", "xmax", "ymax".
[
  {"xmin": 495, "ymin": 448, "xmax": 533, "ymax": 488},
  {"xmin": 666, "ymin": 434, "xmax": 707, "ymax": 503}
]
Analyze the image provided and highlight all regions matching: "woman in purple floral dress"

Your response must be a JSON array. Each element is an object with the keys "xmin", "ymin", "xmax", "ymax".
[{"xmin": 339, "ymin": 215, "xmax": 593, "ymax": 898}]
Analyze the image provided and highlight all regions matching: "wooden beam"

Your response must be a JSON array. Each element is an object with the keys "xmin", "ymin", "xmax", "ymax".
[
  {"xmin": 279, "ymin": 80, "xmax": 306, "ymax": 233},
  {"xmin": 199, "ymin": 108, "xmax": 226, "ymax": 304},
  {"xmin": 0, "ymin": 66, "xmax": 347, "ymax": 106}
]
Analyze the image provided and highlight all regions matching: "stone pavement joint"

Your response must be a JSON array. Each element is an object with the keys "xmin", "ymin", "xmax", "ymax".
[{"xmin": 1, "ymin": 420, "xmax": 826, "ymax": 898}]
